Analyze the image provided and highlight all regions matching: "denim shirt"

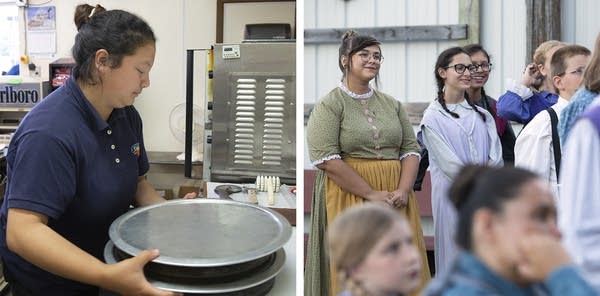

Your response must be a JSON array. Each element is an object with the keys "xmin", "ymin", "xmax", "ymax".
[{"xmin": 423, "ymin": 252, "xmax": 597, "ymax": 296}]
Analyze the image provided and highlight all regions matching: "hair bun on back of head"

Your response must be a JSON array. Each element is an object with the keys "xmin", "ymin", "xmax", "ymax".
[
  {"xmin": 341, "ymin": 30, "xmax": 358, "ymax": 41},
  {"xmin": 448, "ymin": 165, "xmax": 490, "ymax": 210},
  {"xmin": 73, "ymin": 4, "xmax": 107, "ymax": 31}
]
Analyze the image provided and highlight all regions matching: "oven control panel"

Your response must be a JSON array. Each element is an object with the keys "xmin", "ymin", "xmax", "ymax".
[{"xmin": 222, "ymin": 45, "xmax": 240, "ymax": 59}]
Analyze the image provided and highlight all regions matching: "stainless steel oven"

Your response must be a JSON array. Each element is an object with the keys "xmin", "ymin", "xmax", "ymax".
[{"xmin": 210, "ymin": 42, "xmax": 295, "ymax": 184}]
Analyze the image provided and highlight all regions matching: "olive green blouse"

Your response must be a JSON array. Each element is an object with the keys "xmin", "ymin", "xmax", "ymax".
[{"xmin": 307, "ymin": 87, "xmax": 420, "ymax": 165}]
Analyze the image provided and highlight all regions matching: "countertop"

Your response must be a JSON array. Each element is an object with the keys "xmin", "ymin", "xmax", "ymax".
[
  {"xmin": 208, "ymin": 181, "xmax": 297, "ymax": 295},
  {"xmin": 267, "ymin": 227, "xmax": 296, "ymax": 295}
]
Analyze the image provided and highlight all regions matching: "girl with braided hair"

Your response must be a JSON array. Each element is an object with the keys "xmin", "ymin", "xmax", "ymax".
[
  {"xmin": 463, "ymin": 44, "xmax": 517, "ymax": 165},
  {"xmin": 419, "ymin": 47, "xmax": 503, "ymax": 274}
]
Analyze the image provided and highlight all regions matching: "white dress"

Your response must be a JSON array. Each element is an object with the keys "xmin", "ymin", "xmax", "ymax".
[{"xmin": 420, "ymin": 100, "xmax": 503, "ymax": 273}]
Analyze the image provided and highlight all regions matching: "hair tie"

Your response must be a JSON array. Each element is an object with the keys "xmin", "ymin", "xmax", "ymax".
[{"xmin": 89, "ymin": 5, "xmax": 99, "ymax": 18}]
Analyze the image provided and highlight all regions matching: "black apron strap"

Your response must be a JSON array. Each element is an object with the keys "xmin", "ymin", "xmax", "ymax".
[{"xmin": 547, "ymin": 108, "xmax": 561, "ymax": 181}]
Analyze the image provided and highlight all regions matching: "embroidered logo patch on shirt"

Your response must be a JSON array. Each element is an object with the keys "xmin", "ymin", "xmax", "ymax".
[{"xmin": 131, "ymin": 143, "xmax": 141, "ymax": 157}]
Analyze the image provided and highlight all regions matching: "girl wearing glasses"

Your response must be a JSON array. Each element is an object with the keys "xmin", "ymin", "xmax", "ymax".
[
  {"xmin": 306, "ymin": 30, "xmax": 430, "ymax": 296},
  {"xmin": 420, "ymin": 47, "xmax": 503, "ymax": 274},
  {"xmin": 464, "ymin": 44, "xmax": 517, "ymax": 165}
]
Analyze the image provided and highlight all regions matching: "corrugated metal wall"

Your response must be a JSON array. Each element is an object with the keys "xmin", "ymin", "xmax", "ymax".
[
  {"xmin": 303, "ymin": 0, "xmax": 600, "ymax": 168},
  {"xmin": 480, "ymin": 0, "xmax": 527, "ymax": 100},
  {"xmin": 562, "ymin": 0, "xmax": 600, "ymax": 50},
  {"xmin": 305, "ymin": 0, "xmax": 600, "ymax": 105},
  {"xmin": 304, "ymin": 0, "xmax": 461, "ymax": 104}
]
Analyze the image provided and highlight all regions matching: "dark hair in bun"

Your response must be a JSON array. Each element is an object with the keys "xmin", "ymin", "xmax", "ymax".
[
  {"xmin": 338, "ymin": 30, "xmax": 381, "ymax": 87},
  {"xmin": 71, "ymin": 3, "xmax": 156, "ymax": 85},
  {"xmin": 73, "ymin": 4, "xmax": 106, "ymax": 31},
  {"xmin": 449, "ymin": 165, "xmax": 539, "ymax": 250}
]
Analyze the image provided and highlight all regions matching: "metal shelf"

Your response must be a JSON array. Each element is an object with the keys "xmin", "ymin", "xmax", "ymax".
[
  {"xmin": 0, "ymin": 125, "xmax": 18, "ymax": 130},
  {"xmin": 0, "ymin": 107, "xmax": 30, "ymax": 112}
]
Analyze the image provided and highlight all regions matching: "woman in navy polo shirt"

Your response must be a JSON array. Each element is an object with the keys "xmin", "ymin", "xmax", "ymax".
[{"xmin": 0, "ymin": 4, "xmax": 192, "ymax": 296}]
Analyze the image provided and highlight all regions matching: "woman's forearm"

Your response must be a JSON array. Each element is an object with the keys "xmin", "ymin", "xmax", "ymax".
[
  {"xmin": 398, "ymin": 155, "xmax": 419, "ymax": 192},
  {"xmin": 6, "ymin": 208, "xmax": 109, "ymax": 288},
  {"xmin": 6, "ymin": 208, "xmax": 172, "ymax": 295},
  {"xmin": 317, "ymin": 159, "xmax": 375, "ymax": 199},
  {"xmin": 135, "ymin": 176, "xmax": 167, "ymax": 207}
]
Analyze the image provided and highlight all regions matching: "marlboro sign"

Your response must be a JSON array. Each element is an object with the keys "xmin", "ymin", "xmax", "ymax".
[{"xmin": 0, "ymin": 77, "xmax": 44, "ymax": 108}]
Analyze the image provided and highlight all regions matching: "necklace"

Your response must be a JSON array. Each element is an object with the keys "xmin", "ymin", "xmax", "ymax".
[{"xmin": 338, "ymin": 81, "xmax": 373, "ymax": 99}]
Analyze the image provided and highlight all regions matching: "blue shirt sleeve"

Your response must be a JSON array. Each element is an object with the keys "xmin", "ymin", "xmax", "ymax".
[
  {"xmin": 6, "ymin": 131, "xmax": 76, "ymax": 219},
  {"xmin": 545, "ymin": 266, "xmax": 598, "ymax": 296},
  {"xmin": 497, "ymin": 91, "xmax": 533, "ymax": 123}
]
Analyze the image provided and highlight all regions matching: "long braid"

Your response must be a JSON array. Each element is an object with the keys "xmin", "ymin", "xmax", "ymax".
[
  {"xmin": 462, "ymin": 44, "xmax": 492, "ymax": 122},
  {"xmin": 465, "ymin": 92, "xmax": 487, "ymax": 121},
  {"xmin": 480, "ymin": 88, "xmax": 496, "ymax": 118},
  {"xmin": 436, "ymin": 80, "xmax": 459, "ymax": 118},
  {"xmin": 438, "ymin": 94, "xmax": 459, "ymax": 118}
]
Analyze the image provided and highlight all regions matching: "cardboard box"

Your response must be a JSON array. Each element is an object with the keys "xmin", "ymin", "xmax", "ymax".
[
  {"xmin": 178, "ymin": 179, "xmax": 206, "ymax": 198},
  {"xmin": 156, "ymin": 188, "xmax": 175, "ymax": 200}
]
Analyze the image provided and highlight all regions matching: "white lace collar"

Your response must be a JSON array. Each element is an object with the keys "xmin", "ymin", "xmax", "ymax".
[{"xmin": 338, "ymin": 81, "xmax": 374, "ymax": 99}]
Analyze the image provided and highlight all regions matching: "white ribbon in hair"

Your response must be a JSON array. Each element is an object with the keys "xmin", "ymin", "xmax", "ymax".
[{"xmin": 89, "ymin": 5, "xmax": 99, "ymax": 18}]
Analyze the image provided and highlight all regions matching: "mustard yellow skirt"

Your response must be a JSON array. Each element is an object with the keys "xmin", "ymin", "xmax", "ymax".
[{"xmin": 304, "ymin": 157, "xmax": 431, "ymax": 296}]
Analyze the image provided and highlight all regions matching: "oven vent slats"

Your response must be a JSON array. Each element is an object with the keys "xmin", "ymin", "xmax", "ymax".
[
  {"xmin": 230, "ymin": 76, "xmax": 290, "ymax": 167},
  {"xmin": 233, "ymin": 79, "xmax": 257, "ymax": 165}
]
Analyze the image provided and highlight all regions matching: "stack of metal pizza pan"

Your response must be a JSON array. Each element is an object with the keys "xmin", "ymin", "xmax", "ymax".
[{"xmin": 104, "ymin": 199, "xmax": 291, "ymax": 295}]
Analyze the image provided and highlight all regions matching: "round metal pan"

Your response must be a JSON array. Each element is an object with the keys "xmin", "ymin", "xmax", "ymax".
[
  {"xmin": 104, "ymin": 240, "xmax": 286, "ymax": 294},
  {"xmin": 109, "ymin": 199, "xmax": 291, "ymax": 267},
  {"xmin": 112, "ymin": 244, "xmax": 274, "ymax": 281}
]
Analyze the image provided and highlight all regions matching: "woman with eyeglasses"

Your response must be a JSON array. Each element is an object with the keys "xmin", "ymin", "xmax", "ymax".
[
  {"xmin": 464, "ymin": 44, "xmax": 517, "ymax": 165},
  {"xmin": 419, "ymin": 47, "xmax": 503, "ymax": 274},
  {"xmin": 306, "ymin": 30, "xmax": 431, "ymax": 296}
]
